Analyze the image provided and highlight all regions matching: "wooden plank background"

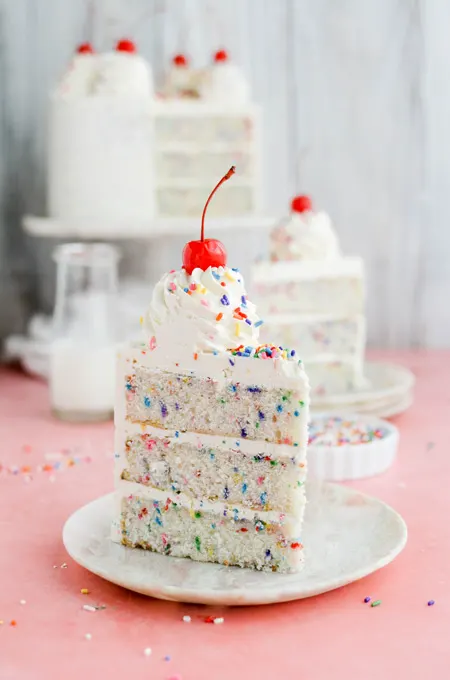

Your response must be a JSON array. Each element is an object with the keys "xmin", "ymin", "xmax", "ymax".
[{"xmin": 0, "ymin": 0, "xmax": 449, "ymax": 348}]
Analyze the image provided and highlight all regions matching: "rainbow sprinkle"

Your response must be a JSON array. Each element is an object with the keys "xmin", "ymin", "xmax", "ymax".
[{"xmin": 309, "ymin": 416, "xmax": 390, "ymax": 447}]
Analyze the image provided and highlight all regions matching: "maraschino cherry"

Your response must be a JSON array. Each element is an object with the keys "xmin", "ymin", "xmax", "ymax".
[
  {"xmin": 173, "ymin": 54, "xmax": 189, "ymax": 67},
  {"xmin": 214, "ymin": 49, "xmax": 228, "ymax": 63},
  {"xmin": 182, "ymin": 167, "xmax": 235, "ymax": 275},
  {"xmin": 291, "ymin": 195, "xmax": 313, "ymax": 213},
  {"xmin": 116, "ymin": 39, "xmax": 136, "ymax": 53},
  {"xmin": 77, "ymin": 42, "xmax": 94, "ymax": 54}
]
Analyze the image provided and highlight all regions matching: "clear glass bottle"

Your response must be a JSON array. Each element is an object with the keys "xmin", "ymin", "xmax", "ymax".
[{"xmin": 49, "ymin": 243, "xmax": 120, "ymax": 422}]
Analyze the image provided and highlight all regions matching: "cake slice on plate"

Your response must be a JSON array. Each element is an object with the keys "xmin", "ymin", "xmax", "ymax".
[{"xmin": 112, "ymin": 169, "xmax": 310, "ymax": 573}]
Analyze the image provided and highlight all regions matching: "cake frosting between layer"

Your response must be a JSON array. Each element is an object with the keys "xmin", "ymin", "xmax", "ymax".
[
  {"xmin": 270, "ymin": 210, "xmax": 341, "ymax": 262},
  {"xmin": 113, "ymin": 265, "xmax": 309, "ymax": 573}
]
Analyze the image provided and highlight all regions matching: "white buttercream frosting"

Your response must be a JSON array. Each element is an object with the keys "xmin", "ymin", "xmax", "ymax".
[
  {"xmin": 95, "ymin": 52, "xmax": 153, "ymax": 96},
  {"xmin": 144, "ymin": 266, "xmax": 261, "ymax": 353},
  {"xmin": 270, "ymin": 211, "xmax": 341, "ymax": 262},
  {"xmin": 165, "ymin": 65, "xmax": 203, "ymax": 98},
  {"xmin": 55, "ymin": 51, "xmax": 153, "ymax": 98},
  {"xmin": 57, "ymin": 54, "xmax": 98, "ymax": 98},
  {"xmin": 201, "ymin": 63, "xmax": 250, "ymax": 105}
]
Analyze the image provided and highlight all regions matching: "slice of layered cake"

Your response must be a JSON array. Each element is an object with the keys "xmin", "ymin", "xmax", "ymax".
[{"xmin": 112, "ymin": 169, "xmax": 310, "ymax": 573}]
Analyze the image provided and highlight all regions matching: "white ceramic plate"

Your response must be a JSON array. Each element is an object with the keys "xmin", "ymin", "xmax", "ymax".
[
  {"xmin": 311, "ymin": 361, "xmax": 415, "ymax": 418},
  {"xmin": 63, "ymin": 484, "xmax": 407, "ymax": 606}
]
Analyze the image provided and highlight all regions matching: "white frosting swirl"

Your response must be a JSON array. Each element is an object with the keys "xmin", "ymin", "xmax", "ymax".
[
  {"xmin": 95, "ymin": 52, "xmax": 153, "ymax": 97},
  {"xmin": 144, "ymin": 266, "xmax": 261, "ymax": 353},
  {"xmin": 200, "ymin": 63, "xmax": 250, "ymax": 105},
  {"xmin": 165, "ymin": 66, "xmax": 202, "ymax": 98},
  {"xmin": 270, "ymin": 211, "xmax": 341, "ymax": 262},
  {"xmin": 56, "ymin": 52, "xmax": 153, "ymax": 98},
  {"xmin": 56, "ymin": 54, "xmax": 98, "ymax": 98}
]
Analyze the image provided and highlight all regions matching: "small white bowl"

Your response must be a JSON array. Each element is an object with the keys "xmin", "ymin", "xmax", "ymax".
[{"xmin": 307, "ymin": 413, "xmax": 399, "ymax": 481}]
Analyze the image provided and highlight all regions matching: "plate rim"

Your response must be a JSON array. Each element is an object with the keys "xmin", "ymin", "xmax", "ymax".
[
  {"xmin": 311, "ymin": 361, "xmax": 416, "ymax": 410},
  {"xmin": 63, "ymin": 484, "xmax": 408, "ymax": 606}
]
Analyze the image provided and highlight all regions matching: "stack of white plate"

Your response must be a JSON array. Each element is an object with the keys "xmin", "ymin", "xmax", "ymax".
[{"xmin": 311, "ymin": 361, "xmax": 415, "ymax": 418}]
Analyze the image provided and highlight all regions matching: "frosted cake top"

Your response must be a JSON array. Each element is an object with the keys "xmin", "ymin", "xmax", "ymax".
[
  {"xmin": 270, "ymin": 196, "xmax": 341, "ymax": 262},
  {"xmin": 56, "ymin": 41, "xmax": 153, "ymax": 99},
  {"xmin": 55, "ymin": 42, "xmax": 249, "ymax": 104},
  {"xmin": 144, "ymin": 266, "xmax": 262, "ymax": 354}
]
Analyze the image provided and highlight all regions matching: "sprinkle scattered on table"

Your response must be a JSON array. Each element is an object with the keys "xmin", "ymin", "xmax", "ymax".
[
  {"xmin": 144, "ymin": 647, "xmax": 152, "ymax": 657},
  {"xmin": 84, "ymin": 633, "xmax": 92, "ymax": 641},
  {"xmin": 182, "ymin": 615, "xmax": 191, "ymax": 623},
  {"xmin": 0, "ymin": 445, "xmax": 95, "ymax": 482},
  {"xmin": 371, "ymin": 600, "xmax": 382, "ymax": 608},
  {"xmin": 364, "ymin": 596, "xmax": 371, "ymax": 603},
  {"xmin": 428, "ymin": 600, "xmax": 435, "ymax": 606},
  {"xmin": 80, "ymin": 588, "xmax": 89, "ymax": 594}
]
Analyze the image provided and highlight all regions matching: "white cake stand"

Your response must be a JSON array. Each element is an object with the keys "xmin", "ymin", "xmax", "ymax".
[
  {"xmin": 311, "ymin": 361, "xmax": 415, "ymax": 418},
  {"xmin": 63, "ymin": 483, "xmax": 407, "ymax": 606},
  {"xmin": 23, "ymin": 214, "xmax": 277, "ymax": 239}
]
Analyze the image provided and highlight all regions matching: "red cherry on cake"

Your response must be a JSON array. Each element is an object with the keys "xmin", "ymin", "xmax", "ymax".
[
  {"xmin": 173, "ymin": 54, "xmax": 188, "ymax": 67},
  {"xmin": 77, "ymin": 42, "xmax": 94, "ymax": 54},
  {"xmin": 182, "ymin": 239, "xmax": 227, "ymax": 274},
  {"xmin": 214, "ymin": 49, "xmax": 229, "ymax": 62},
  {"xmin": 291, "ymin": 195, "xmax": 313, "ymax": 213},
  {"xmin": 182, "ymin": 166, "xmax": 235, "ymax": 275},
  {"xmin": 116, "ymin": 39, "xmax": 136, "ymax": 53}
]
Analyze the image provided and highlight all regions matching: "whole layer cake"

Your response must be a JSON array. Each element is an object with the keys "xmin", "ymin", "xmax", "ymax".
[
  {"xmin": 112, "ymin": 170, "xmax": 309, "ymax": 572},
  {"xmin": 252, "ymin": 195, "xmax": 367, "ymax": 397},
  {"xmin": 48, "ymin": 42, "xmax": 261, "ymax": 226}
]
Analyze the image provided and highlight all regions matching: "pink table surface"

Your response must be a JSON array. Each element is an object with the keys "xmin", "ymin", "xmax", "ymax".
[{"xmin": 1, "ymin": 350, "xmax": 449, "ymax": 680}]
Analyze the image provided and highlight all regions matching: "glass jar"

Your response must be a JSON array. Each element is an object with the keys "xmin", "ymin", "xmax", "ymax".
[{"xmin": 49, "ymin": 243, "xmax": 120, "ymax": 422}]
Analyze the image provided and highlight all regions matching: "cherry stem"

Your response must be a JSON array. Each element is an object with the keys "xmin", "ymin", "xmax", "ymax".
[{"xmin": 201, "ymin": 166, "xmax": 235, "ymax": 241}]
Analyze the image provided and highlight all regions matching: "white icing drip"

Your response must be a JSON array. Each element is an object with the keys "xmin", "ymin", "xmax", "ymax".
[
  {"xmin": 144, "ymin": 266, "xmax": 261, "ymax": 353},
  {"xmin": 270, "ymin": 211, "xmax": 341, "ymax": 262}
]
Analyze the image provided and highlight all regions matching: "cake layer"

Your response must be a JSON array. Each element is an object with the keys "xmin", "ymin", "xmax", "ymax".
[
  {"xmin": 153, "ymin": 103, "xmax": 258, "ymax": 145},
  {"xmin": 117, "ymin": 424, "xmax": 306, "ymax": 514},
  {"xmin": 125, "ymin": 366, "xmax": 307, "ymax": 444},
  {"xmin": 156, "ymin": 184, "xmax": 254, "ymax": 217},
  {"xmin": 112, "ymin": 481, "xmax": 304, "ymax": 573},
  {"xmin": 254, "ymin": 277, "xmax": 364, "ymax": 316},
  {"xmin": 261, "ymin": 315, "xmax": 365, "ymax": 359},
  {"xmin": 306, "ymin": 359, "xmax": 366, "ymax": 397},
  {"xmin": 253, "ymin": 258, "xmax": 364, "ymax": 281},
  {"xmin": 157, "ymin": 150, "xmax": 254, "ymax": 182}
]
